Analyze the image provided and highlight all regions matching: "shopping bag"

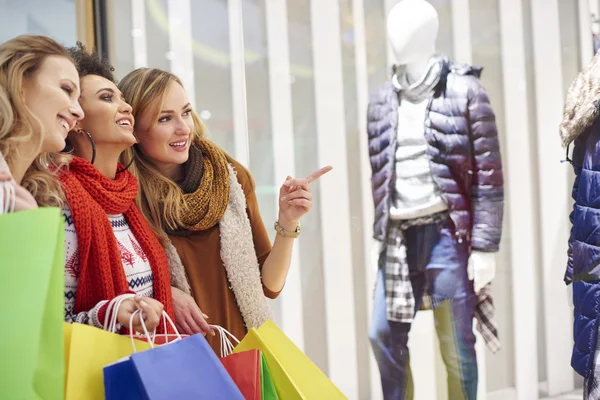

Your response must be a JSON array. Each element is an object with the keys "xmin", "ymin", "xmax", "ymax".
[
  {"xmin": 220, "ymin": 350, "xmax": 261, "ymax": 400},
  {"xmin": 64, "ymin": 322, "xmax": 73, "ymax": 389},
  {"xmin": 0, "ymin": 208, "xmax": 65, "ymax": 400},
  {"xmin": 104, "ymin": 355, "xmax": 146, "ymax": 400},
  {"xmin": 260, "ymin": 353, "xmax": 278, "ymax": 400},
  {"xmin": 131, "ymin": 333, "xmax": 244, "ymax": 399},
  {"xmin": 65, "ymin": 323, "xmax": 151, "ymax": 400},
  {"xmin": 106, "ymin": 334, "xmax": 244, "ymax": 399},
  {"xmin": 105, "ymin": 316, "xmax": 244, "ymax": 400},
  {"xmin": 234, "ymin": 320, "xmax": 347, "ymax": 399}
]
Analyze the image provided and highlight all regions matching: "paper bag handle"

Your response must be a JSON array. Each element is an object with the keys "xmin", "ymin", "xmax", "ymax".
[
  {"xmin": 128, "ymin": 310, "xmax": 182, "ymax": 352},
  {"xmin": 0, "ymin": 181, "xmax": 15, "ymax": 214},
  {"xmin": 209, "ymin": 325, "xmax": 240, "ymax": 358}
]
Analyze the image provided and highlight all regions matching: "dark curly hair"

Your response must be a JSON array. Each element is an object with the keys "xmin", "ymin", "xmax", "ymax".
[{"xmin": 67, "ymin": 42, "xmax": 115, "ymax": 83}]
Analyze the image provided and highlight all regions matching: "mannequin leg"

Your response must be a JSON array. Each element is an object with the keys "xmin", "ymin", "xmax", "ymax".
[
  {"xmin": 369, "ymin": 222, "xmax": 438, "ymax": 399},
  {"xmin": 369, "ymin": 266, "xmax": 418, "ymax": 399},
  {"xmin": 427, "ymin": 222, "xmax": 478, "ymax": 400},
  {"xmin": 433, "ymin": 298, "xmax": 478, "ymax": 400}
]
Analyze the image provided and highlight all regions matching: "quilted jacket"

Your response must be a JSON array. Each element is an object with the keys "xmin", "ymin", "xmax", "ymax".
[
  {"xmin": 366, "ymin": 57, "xmax": 504, "ymax": 252},
  {"xmin": 561, "ymin": 51, "xmax": 600, "ymax": 377}
]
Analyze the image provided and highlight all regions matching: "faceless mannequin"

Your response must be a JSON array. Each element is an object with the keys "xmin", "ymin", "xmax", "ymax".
[
  {"xmin": 368, "ymin": 3, "xmax": 504, "ymax": 398},
  {"xmin": 372, "ymin": 0, "xmax": 496, "ymax": 292},
  {"xmin": 387, "ymin": 0, "xmax": 438, "ymax": 83}
]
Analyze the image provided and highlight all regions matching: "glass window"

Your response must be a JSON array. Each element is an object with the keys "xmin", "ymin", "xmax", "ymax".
[{"xmin": 0, "ymin": 0, "xmax": 77, "ymax": 45}]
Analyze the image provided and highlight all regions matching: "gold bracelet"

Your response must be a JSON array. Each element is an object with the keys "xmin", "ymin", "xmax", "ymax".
[{"xmin": 274, "ymin": 221, "xmax": 301, "ymax": 238}]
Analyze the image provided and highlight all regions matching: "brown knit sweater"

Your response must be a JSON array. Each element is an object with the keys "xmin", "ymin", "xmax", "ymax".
[{"xmin": 168, "ymin": 159, "xmax": 280, "ymax": 352}]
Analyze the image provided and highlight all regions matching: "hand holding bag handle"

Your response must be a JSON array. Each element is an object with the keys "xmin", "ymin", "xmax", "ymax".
[{"xmin": 128, "ymin": 309, "xmax": 182, "ymax": 351}]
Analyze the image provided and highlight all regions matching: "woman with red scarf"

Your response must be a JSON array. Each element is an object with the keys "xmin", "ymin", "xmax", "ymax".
[{"xmin": 59, "ymin": 44, "xmax": 173, "ymax": 334}]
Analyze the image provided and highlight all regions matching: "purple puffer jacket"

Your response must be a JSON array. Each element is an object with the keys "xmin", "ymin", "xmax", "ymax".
[{"xmin": 367, "ymin": 58, "xmax": 504, "ymax": 252}]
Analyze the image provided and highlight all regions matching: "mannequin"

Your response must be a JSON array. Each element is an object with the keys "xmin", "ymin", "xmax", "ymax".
[{"xmin": 367, "ymin": 1, "xmax": 504, "ymax": 399}]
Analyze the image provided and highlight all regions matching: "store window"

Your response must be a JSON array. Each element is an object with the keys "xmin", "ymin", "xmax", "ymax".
[{"xmin": 0, "ymin": 0, "xmax": 77, "ymax": 45}]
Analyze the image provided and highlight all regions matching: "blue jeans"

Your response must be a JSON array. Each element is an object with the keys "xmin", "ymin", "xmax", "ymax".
[{"xmin": 369, "ymin": 221, "xmax": 478, "ymax": 400}]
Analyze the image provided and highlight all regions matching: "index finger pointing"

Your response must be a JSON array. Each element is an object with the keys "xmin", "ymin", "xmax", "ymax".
[{"xmin": 306, "ymin": 166, "xmax": 333, "ymax": 184}]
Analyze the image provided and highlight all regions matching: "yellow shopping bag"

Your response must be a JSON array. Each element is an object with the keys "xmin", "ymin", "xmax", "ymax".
[
  {"xmin": 64, "ymin": 323, "xmax": 152, "ymax": 400},
  {"xmin": 234, "ymin": 320, "xmax": 347, "ymax": 400}
]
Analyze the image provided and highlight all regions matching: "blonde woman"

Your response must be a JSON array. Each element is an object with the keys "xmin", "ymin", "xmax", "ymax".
[
  {"xmin": 0, "ymin": 35, "xmax": 84, "ymax": 211},
  {"xmin": 119, "ymin": 68, "xmax": 330, "ymax": 351}
]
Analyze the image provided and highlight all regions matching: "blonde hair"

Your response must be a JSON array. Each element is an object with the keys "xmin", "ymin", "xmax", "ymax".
[
  {"xmin": 0, "ymin": 35, "xmax": 73, "ymax": 207},
  {"xmin": 119, "ymin": 68, "xmax": 207, "ymax": 240}
]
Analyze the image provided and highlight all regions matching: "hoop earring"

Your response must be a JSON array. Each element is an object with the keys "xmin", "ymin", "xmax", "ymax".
[
  {"xmin": 78, "ymin": 129, "xmax": 96, "ymax": 165},
  {"xmin": 118, "ymin": 157, "xmax": 135, "ymax": 173}
]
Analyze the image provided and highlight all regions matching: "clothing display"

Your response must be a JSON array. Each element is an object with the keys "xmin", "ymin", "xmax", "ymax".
[
  {"xmin": 368, "ymin": 57, "xmax": 504, "ymax": 250},
  {"xmin": 560, "ymin": 51, "xmax": 600, "ymax": 381},
  {"xmin": 368, "ymin": 54, "xmax": 504, "ymax": 400},
  {"xmin": 58, "ymin": 157, "xmax": 174, "ymax": 332},
  {"xmin": 166, "ymin": 142, "xmax": 277, "ymax": 353},
  {"xmin": 370, "ymin": 220, "xmax": 478, "ymax": 399}
]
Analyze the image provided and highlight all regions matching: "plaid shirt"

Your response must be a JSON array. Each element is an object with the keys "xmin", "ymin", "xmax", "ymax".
[
  {"xmin": 384, "ymin": 220, "xmax": 501, "ymax": 353},
  {"xmin": 585, "ymin": 323, "xmax": 600, "ymax": 399}
]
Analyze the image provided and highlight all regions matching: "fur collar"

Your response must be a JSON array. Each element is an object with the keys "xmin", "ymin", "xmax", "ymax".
[
  {"xmin": 165, "ymin": 164, "xmax": 272, "ymax": 329},
  {"xmin": 560, "ymin": 52, "xmax": 600, "ymax": 147}
]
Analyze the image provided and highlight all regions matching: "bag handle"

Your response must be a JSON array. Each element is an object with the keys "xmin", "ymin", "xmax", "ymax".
[
  {"xmin": 0, "ymin": 181, "xmax": 15, "ymax": 214},
  {"xmin": 209, "ymin": 325, "xmax": 240, "ymax": 358},
  {"xmin": 0, "ymin": 154, "xmax": 14, "ymax": 215},
  {"xmin": 104, "ymin": 293, "xmax": 136, "ymax": 333},
  {"xmin": 128, "ymin": 310, "xmax": 182, "ymax": 352}
]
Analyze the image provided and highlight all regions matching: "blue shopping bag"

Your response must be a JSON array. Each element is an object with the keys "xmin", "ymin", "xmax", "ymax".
[
  {"xmin": 104, "ymin": 333, "xmax": 244, "ymax": 400},
  {"xmin": 104, "ymin": 356, "xmax": 146, "ymax": 400}
]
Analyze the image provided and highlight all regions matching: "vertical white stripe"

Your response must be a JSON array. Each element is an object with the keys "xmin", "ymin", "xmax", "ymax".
[
  {"xmin": 167, "ymin": 0, "xmax": 196, "ymax": 107},
  {"xmin": 310, "ymin": 0, "xmax": 358, "ymax": 397},
  {"xmin": 591, "ymin": 0, "xmax": 600, "ymax": 21},
  {"xmin": 409, "ymin": 311, "xmax": 441, "ymax": 400},
  {"xmin": 498, "ymin": 1, "xmax": 540, "ymax": 399},
  {"xmin": 352, "ymin": 0, "xmax": 381, "ymax": 397},
  {"xmin": 579, "ymin": 0, "xmax": 594, "ymax": 66},
  {"xmin": 264, "ymin": 0, "xmax": 304, "ymax": 351},
  {"xmin": 228, "ymin": 0, "xmax": 250, "ymax": 167},
  {"xmin": 530, "ymin": 0, "xmax": 575, "ymax": 396},
  {"xmin": 450, "ymin": 0, "xmax": 472, "ymax": 63},
  {"xmin": 131, "ymin": 0, "xmax": 148, "ymax": 68}
]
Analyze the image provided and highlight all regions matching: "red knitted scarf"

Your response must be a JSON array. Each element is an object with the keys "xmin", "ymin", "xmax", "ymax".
[{"xmin": 60, "ymin": 157, "xmax": 173, "ymax": 332}]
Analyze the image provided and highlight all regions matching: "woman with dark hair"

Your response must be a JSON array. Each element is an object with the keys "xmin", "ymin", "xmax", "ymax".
[{"xmin": 60, "ymin": 43, "xmax": 173, "ymax": 334}]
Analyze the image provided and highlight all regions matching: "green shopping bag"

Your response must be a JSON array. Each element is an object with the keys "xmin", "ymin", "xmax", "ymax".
[
  {"xmin": 0, "ymin": 208, "xmax": 65, "ymax": 400},
  {"xmin": 261, "ymin": 353, "xmax": 278, "ymax": 400}
]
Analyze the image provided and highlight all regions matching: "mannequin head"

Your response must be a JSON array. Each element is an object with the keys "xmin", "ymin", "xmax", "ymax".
[{"xmin": 387, "ymin": 0, "xmax": 439, "ymax": 65}]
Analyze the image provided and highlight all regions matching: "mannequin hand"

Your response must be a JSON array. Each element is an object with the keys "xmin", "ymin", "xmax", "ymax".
[
  {"xmin": 278, "ymin": 166, "xmax": 333, "ymax": 231},
  {"xmin": 172, "ymin": 286, "xmax": 214, "ymax": 336},
  {"xmin": 0, "ymin": 170, "xmax": 38, "ymax": 212},
  {"xmin": 371, "ymin": 239, "xmax": 384, "ymax": 271},
  {"xmin": 467, "ymin": 251, "xmax": 497, "ymax": 294},
  {"xmin": 117, "ymin": 297, "xmax": 163, "ymax": 334}
]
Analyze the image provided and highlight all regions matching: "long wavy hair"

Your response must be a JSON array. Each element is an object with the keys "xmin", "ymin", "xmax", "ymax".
[
  {"xmin": 119, "ymin": 68, "xmax": 207, "ymax": 241},
  {"xmin": 0, "ymin": 35, "xmax": 74, "ymax": 207}
]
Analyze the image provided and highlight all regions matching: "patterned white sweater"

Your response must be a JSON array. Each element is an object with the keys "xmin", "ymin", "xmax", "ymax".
[{"xmin": 63, "ymin": 206, "xmax": 154, "ymax": 329}]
